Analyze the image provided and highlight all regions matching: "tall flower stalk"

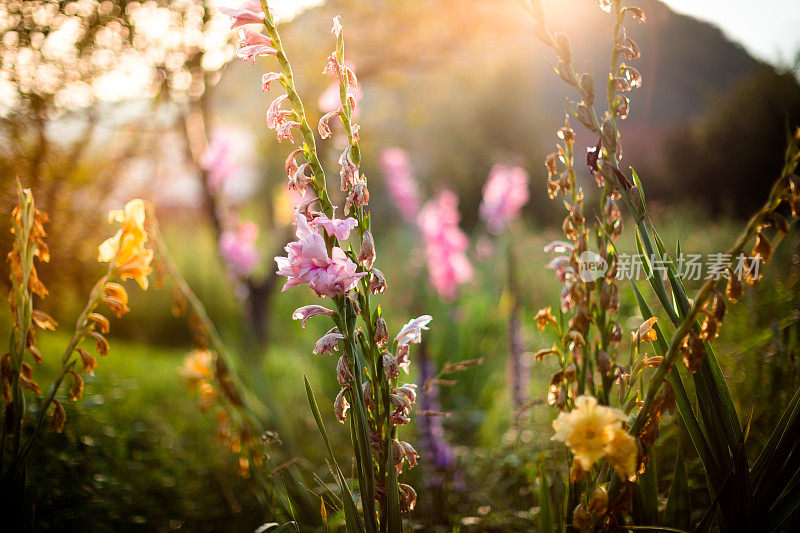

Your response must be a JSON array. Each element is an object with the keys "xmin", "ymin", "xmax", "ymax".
[
  {"xmin": 219, "ymin": 3, "xmax": 425, "ymax": 529},
  {"xmin": 1, "ymin": 189, "xmax": 152, "ymax": 527}
]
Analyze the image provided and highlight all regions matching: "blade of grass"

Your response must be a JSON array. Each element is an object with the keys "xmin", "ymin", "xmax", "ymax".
[{"xmin": 304, "ymin": 376, "xmax": 365, "ymax": 533}]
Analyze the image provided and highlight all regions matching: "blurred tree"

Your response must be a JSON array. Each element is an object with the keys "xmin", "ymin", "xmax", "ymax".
[
  {"xmin": 658, "ymin": 67, "xmax": 800, "ymax": 217},
  {"xmin": 0, "ymin": 0, "xmax": 233, "ymax": 315}
]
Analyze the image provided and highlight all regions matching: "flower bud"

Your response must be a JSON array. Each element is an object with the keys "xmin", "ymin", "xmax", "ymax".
[
  {"xmin": 589, "ymin": 486, "xmax": 609, "ymax": 517},
  {"xmin": 336, "ymin": 355, "xmax": 353, "ymax": 387},
  {"xmin": 579, "ymin": 72, "xmax": 594, "ymax": 105},
  {"xmin": 369, "ymin": 268, "xmax": 387, "ymax": 294},
  {"xmin": 357, "ymin": 230, "xmax": 376, "ymax": 268},
  {"xmin": 374, "ymin": 317, "xmax": 389, "ymax": 346},
  {"xmin": 554, "ymin": 32, "xmax": 571, "ymax": 63}
]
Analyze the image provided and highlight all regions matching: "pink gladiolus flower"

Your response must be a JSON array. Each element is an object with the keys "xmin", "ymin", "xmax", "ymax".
[
  {"xmin": 544, "ymin": 240, "xmax": 575, "ymax": 254},
  {"xmin": 310, "ymin": 213, "xmax": 358, "ymax": 240},
  {"xmin": 267, "ymin": 94, "xmax": 291, "ymax": 129},
  {"xmin": 292, "ymin": 305, "xmax": 336, "ymax": 329},
  {"xmin": 275, "ymin": 211, "xmax": 367, "ymax": 297},
  {"xmin": 218, "ymin": 4, "xmax": 264, "ymax": 29},
  {"xmin": 546, "ymin": 256, "xmax": 575, "ymax": 283},
  {"xmin": 236, "ymin": 44, "xmax": 277, "ymax": 63},
  {"xmin": 219, "ymin": 222, "xmax": 260, "ymax": 278},
  {"xmin": 395, "ymin": 315, "xmax": 433, "ymax": 346},
  {"xmin": 331, "ymin": 15, "xmax": 343, "ymax": 37},
  {"xmin": 417, "ymin": 191, "xmax": 473, "ymax": 300},
  {"xmin": 200, "ymin": 132, "xmax": 238, "ymax": 192},
  {"xmin": 262, "ymin": 72, "xmax": 281, "ymax": 92},
  {"xmin": 239, "ymin": 28, "xmax": 271, "ymax": 47},
  {"xmin": 313, "ymin": 330, "xmax": 345, "ymax": 356},
  {"xmin": 479, "ymin": 164, "xmax": 530, "ymax": 234},
  {"xmin": 379, "ymin": 148, "xmax": 421, "ymax": 223}
]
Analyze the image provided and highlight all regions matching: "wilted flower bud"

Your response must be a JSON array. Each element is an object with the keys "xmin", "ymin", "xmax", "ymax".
[
  {"xmin": 399, "ymin": 483, "xmax": 417, "ymax": 512},
  {"xmin": 334, "ymin": 388, "xmax": 350, "ymax": 423},
  {"xmin": 573, "ymin": 504, "xmax": 593, "ymax": 531},
  {"xmin": 726, "ymin": 267, "xmax": 742, "ymax": 303},
  {"xmin": 579, "ymin": 72, "xmax": 594, "ymax": 105},
  {"xmin": 753, "ymin": 231, "xmax": 772, "ymax": 263},
  {"xmin": 369, "ymin": 268, "xmax": 387, "ymax": 294},
  {"xmin": 554, "ymin": 32, "xmax": 572, "ymax": 63},
  {"xmin": 609, "ymin": 322, "xmax": 622, "ymax": 343},
  {"xmin": 374, "ymin": 317, "xmax": 389, "ymax": 346},
  {"xmin": 634, "ymin": 317, "xmax": 658, "ymax": 342},
  {"xmin": 51, "ymin": 399, "xmax": 66, "ymax": 433},
  {"xmin": 681, "ymin": 330, "xmax": 706, "ymax": 373},
  {"xmin": 382, "ymin": 351, "xmax": 399, "ymax": 379},
  {"xmin": 613, "ymin": 95, "xmax": 630, "ymax": 119},
  {"xmin": 336, "ymin": 355, "xmax": 353, "ymax": 387},
  {"xmin": 598, "ymin": 350, "xmax": 611, "ymax": 375},
  {"xmin": 589, "ymin": 486, "xmax": 609, "ymax": 517},
  {"xmin": 534, "ymin": 306, "xmax": 557, "ymax": 331},
  {"xmin": 624, "ymin": 6, "xmax": 646, "ymax": 23},
  {"xmin": 357, "ymin": 230, "xmax": 376, "ymax": 268}
]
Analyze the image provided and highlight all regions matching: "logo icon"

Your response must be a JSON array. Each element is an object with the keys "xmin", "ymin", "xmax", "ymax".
[{"xmin": 577, "ymin": 250, "xmax": 608, "ymax": 282}]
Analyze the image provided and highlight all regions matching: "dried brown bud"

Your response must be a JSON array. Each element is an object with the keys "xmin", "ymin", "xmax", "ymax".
[
  {"xmin": 753, "ymin": 231, "xmax": 772, "ymax": 263},
  {"xmin": 589, "ymin": 486, "xmax": 609, "ymax": 517},
  {"xmin": 336, "ymin": 355, "xmax": 353, "ymax": 387},
  {"xmin": 77, "ymin": 348, "xmax": 98, "ymax": 375},
  {"xmin": 609, "ymin": 322, "xmax": 623, "ymax": 343},
  {"xmin": 69, "ymin": 370, "xmax": 84, "ymax": 401},
  {"xmin": 573, "ymin": 503, "xmax": 593, "ymax": 531},
  {"xmin": 535, "ymin": 346, "xmax": 559, "ymax": 361},
  {"xmin": 90, "ymin": 331, "xmax": 109, "ymax": 356},
  {"xmin": 357, "ymin": 230, "xmax": 376, "ymax": 269},
  {"xmin": 32, "ymin": 310, "xmax": 57, "ymax": 331},
  {"xmin": 726, "ymin": 268, "xmax": 743, "ymax": 303},
  {"xmin": 51, "ymin": 399, "xmax": 66, "ymax": 433},
  {"xmin": 382, "ymin": 351, "xmax": 399, "ymax": 379},
  {"xmin": 374, "ymin": 317, "xmax": 389, "ymax": 346},
  {"xmin": 399, "ymin": 483, "xmax": 417, "ymax": 512},
  {"xmin": 598, "ymin": 350, "xmax": 612, "ymax": 375},
  {"xmin": 534, "ymin": 306, "xmax": 557, "ymax": 331},
  {"xmin": 579, "ymin": 72, "xmax": 595, "ymax": 104},
  {"xmin": 681, "ymin": 330, "xmax": 706, "ymax": 373},
  {"xmin": 624, "ymin": 6, "xmax": 646, "ymax": 23},
  {"xmin": 88, "ymin": 312, "xmax": 110, "ymax": 334},
  {"xmin": 369, "ymin": 268, "xmax": 387, "ymax": 294}
]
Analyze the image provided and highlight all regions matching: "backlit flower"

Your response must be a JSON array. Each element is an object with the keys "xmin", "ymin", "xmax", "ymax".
[
  {"xmin": 200, "ymin": 131, "xmax": 239, "ymax": 192},
  {"xmin": 275, "ymin": 211, "xmax": 367, "ymax": 297},
  {"xmin": 98, "ymin": 199, "xmax": 153, "ymax": 290},
  {"xmin": 417, "ymin": 191, "xmax": 473, "ymax": 300},
  {"xmin": 552, "ymin": 395, "xmax": 628, "ymax": 471},
  {"xmin": 479, "ymin": 164, "xmax": 529, "ymax": 234},
  {"xmin": 310, "ymin": 213, "xmax": 358, "ymax": 240},
  {"xmin": 218, "ymin": 2, "xmax": 264, "ymax": 29},
  {"xmin": 379, "ymin": 148, "xmax": 421, "ymax": 223},
  {"xmin": 219, "ymin": 221, "xmax": 261, "ymax": 278},
  {"xmin": 395, "ymin": 315, "xmax": 432, "ymax": 346},
  {"xmin": 292, "ymin": 305, "xmax": 336, "ymax": 329}
]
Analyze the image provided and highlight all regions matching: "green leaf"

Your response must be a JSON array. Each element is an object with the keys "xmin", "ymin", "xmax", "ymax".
[
  {"xmin": 664, "ymin": 446, "xmax": 691, "ymax": 530},
  {"xmin": 304, "ymin": 376, "xmax": 365, "ymax": 533},
  {"xmin": 630, "ymin": 282, "xmax": 717, "ymax": 479},
  {"xmin": 537, "ymin": 458, "xmax": 555, "ymax": 533},
  {"xmin": 633, "ymin": 448, "xmax": 659, "ymax": 526}
]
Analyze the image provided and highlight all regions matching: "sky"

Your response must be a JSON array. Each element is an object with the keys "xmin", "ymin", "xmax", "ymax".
[{"xmin": 660, "ymin": 0, "xmax": 800, "ymax": 66}]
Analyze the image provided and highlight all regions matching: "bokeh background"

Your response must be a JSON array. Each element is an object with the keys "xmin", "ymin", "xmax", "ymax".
[{"xmin": 1, "ymin": 0, "xmax": 800, "ymax": 530}]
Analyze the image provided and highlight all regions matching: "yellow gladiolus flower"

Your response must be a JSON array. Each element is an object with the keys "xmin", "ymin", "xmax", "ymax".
[
  {"xmin": 604, "ymin": 427, "xmax": 638, "ymax": 479},
  {"xmin": 98, "ymin": 199, "xmax": 152, "ymax": 289},
  {"xmin": 552, "ymin": 395, "xmax": 627, "ymax": 471}
]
